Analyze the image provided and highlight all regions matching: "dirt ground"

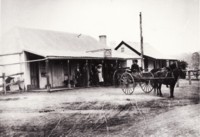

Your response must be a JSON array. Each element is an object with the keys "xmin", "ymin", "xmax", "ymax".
[{"xmin": 0, "ymin": 79, "xmax": 199, "ymax": 137}]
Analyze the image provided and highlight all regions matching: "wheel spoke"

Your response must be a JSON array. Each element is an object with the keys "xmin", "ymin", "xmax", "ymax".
[
  {"xmin": 120, "ymin": 72, "xmax": 135, "ymax": 95},
  {"xmin": 139, "ymin": 72, "xmax": 154, "ymax": 93},
  {"xmin": 127, "ymin": 88, "xmax": 130, "ymax": 94}
]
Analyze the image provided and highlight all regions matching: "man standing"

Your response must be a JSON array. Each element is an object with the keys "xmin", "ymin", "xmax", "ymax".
[{"xmin": 74, "ymin": 64, "xmax": 81, "ymax": 87}]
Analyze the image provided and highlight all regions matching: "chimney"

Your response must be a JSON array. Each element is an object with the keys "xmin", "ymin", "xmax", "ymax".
[{"xmin": 99, "ymin": 35, "xmax": 107, "ymax": 45}]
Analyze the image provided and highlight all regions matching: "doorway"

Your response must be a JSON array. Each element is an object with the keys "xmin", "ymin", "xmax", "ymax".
[{"xmin": 30, "ymin": 62, "xmax": 39, "ymax": 89}]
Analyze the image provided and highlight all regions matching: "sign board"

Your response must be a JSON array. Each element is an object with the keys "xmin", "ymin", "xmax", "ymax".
[{"xmin": 104, "ymin": 49, "xmax": 112, "ymax": 58}]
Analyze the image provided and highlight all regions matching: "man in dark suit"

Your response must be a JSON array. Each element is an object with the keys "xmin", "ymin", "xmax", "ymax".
[
  {"xmin": 131, "ymin": 60, "xmax": 140, "ymax": 73},
  {"xmin": 131, "ymin": 60, "xmax": 142, "ymax": 79}
]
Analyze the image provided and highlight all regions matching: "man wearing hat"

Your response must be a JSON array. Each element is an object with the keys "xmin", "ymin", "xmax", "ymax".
[
  {"xmin": 131, "ymin": 60, "xmax": 140, "ymax": 73},
  {"xmin": 131, "ymin": 60, "xmax": 141, "ymax": 79}
]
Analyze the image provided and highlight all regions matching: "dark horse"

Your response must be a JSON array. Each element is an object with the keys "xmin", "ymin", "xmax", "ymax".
[{"xmin": 150, "ymin": 64, "xmax": 184, "ymax": 98}]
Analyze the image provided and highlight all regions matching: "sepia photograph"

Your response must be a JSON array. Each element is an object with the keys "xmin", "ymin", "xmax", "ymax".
[{"xmin": 0, "ymin": 0, "xmax": 200, "ymax": 136}]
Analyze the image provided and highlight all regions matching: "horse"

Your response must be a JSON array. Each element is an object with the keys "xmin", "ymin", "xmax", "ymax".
[{"xmin": 150, "ymin": 64, "xmax": 184, "ymax": 98}]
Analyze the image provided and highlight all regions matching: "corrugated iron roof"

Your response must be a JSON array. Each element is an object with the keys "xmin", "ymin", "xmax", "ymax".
[
  {"xmin": 1, "ymin": 27, "xmax": 107, "ymax": 53},
  {"xmin": 1, "ymin": 28, "xmax": 141, "ymax": 59}
]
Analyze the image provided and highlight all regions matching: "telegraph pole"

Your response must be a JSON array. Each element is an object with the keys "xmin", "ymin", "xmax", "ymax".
[{"xmin": 139, "ymin": 12, "xmax": 144, "ymax": 70}]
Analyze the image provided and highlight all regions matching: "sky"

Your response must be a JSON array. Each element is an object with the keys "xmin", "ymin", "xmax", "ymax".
[{"xmin": 1, "ymin": 0, "xmax": 199, "ymax": 56}]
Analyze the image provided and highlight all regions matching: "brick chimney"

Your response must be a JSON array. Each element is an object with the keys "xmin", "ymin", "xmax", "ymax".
[{"xmin": 99, "ymin": 35, "xmax": 107, "ymax": 45}]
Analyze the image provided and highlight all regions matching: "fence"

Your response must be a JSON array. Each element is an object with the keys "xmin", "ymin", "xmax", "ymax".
[
  {"xmin": 0, "ymin": 72, "xmax": 24, "ymax": 94},
  {"xmin": 187, "ymin": 69, "xmax": 200, "ymax": 85}
]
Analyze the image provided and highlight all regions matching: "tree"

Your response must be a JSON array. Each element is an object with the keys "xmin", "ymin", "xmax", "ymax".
[{"xmin": 192, "ymin": 52, "xmax": 200, "ymax": 70}]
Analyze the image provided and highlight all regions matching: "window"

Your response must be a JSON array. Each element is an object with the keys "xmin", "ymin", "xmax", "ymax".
[{"xmin": 121, "ymin": 47, "xmax": 125, "ymax": 52}]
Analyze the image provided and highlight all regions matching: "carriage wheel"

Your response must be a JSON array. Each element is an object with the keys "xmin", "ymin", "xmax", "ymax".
[
  {"xmin": 139, "ymin": 72, "xmax": 154, "ymax": 93},
  {"xmin": 120, "ymin": 72, "xmax": 136, "ymax": 95},
  {"xmin": 113, "ymin": 70, "xmax": 122, "ymax": 87}
]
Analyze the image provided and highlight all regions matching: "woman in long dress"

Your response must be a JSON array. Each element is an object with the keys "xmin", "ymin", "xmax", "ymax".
[{"xmin": 97, "ymin": 64, "xmax": 104, "ymax": 85}]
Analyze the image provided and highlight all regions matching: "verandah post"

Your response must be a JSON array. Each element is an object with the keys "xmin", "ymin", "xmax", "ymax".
[
  {"xmin": 115, "ymin": 60, "xmax": 118, "ymax": 69},
  {"xmin": 86, "ymin": 60, "xmax": 89, "ymax": 87},
  {"xmin": 2, "ymin": 73, "xmax": 6, "ymax": 94},
  {"xmin": 67, "ymin": 59, "xmax": 71, "ymax": 88},
  {"xmin": 45, "ymin": 59, "xmax": 51, "ymax": 92},
  {"xmin": 102, "ymin": 60, "xmax": 104, "ymax": 86},
  {"xmin": 188, "ymin": 70, "xmax": 191, "ymax": 85}
]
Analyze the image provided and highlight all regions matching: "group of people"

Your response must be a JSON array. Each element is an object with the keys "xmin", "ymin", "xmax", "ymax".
[
  {"xmin": 72, "ymin": 63, "xmax": 115, "ymax": 87},
  {"xmin": 89, "ymin": 63, "xmax": 115, "ymax": 86},
  {"xmin": 65, "ymin": 60, "xmax": 141, "ymax": 87}
]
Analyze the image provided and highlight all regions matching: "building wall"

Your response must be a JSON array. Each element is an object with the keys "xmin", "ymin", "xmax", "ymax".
[
  {"xmin": 126, "ymin": 60, "xmax": 133, "ymax": 68},
  {"xmin": 119, "ymin": 44, "xmax": 135, "ymax": 55},
  {"xmin": 147, "ymin": 58, "xmax": 154, "ymax": 71},
  {"xmin": 38, "ymin": 61, "xmax": 47, "ymax": 89},
  {"xmin": 117, "ymin": 44, "xmax": 142, "ymax": 68},
  {"xmin": 50, "ymin": 61, "xmax": 65, "ymax": 87},
  {"xmin": 0, "ymin": 52, "xmax": 31, "ymax": 90},
  {"xmin": 22, "ymin": 52, "xmax": 31, "ymax": 89},
  {"xmin": 0, "ymin": 54, "xmax": 21, "ymax": 75}
]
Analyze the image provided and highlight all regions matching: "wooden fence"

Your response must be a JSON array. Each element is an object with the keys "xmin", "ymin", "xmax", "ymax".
[
  {"xmin": 0, "ymin": 72, "xmax": 24, "ymax": 94},
  {"xmin": 186, "ymin": 69, "xmax": 200, "ymax": 85}
]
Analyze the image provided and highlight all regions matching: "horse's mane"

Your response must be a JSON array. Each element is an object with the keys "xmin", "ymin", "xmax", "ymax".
[{"xmin": 150, "ymin": 68, "xmax": 161, "ymax": 74}]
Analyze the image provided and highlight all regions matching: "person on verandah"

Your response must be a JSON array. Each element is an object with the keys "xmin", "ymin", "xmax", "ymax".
[{"xmin": 97, "ymin": 64, "xmax": 104, "ymax": 86}]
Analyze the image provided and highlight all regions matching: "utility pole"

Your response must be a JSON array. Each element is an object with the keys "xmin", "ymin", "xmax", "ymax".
[{"xmin": 139, "ymin": 12, "xmax": 144, "ymax": 70}]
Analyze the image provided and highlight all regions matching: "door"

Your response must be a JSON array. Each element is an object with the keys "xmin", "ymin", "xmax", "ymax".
[
  {"xmin": 30, "ymin": 62, "xmax": 39, "ymax": 89},
  {"xmin": 51, "ymin": 61, "xmax": 65, "ymax": 87}
]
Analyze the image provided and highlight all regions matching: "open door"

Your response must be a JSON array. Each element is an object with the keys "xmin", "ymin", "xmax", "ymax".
[{"xmin": 30, "ymin": 62, "xmax": 39, "ymax": 89}]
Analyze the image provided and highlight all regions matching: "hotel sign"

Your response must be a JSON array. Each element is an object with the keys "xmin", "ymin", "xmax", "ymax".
[{"xmin": 104, "ymin": 49, "xmax": 112, "ymax": 58}]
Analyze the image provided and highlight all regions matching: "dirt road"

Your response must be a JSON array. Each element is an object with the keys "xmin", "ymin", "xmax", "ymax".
[{"xmin": 0, "ymin": 79, "xmax": 199, "ymax": 137}]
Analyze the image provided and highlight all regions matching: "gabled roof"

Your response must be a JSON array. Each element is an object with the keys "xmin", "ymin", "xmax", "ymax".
[
  {"xmin": 115, "ymin": 41, "xmax": 176, "ymax": 60},
  {"xmin": 1, "ymin": 27, "xmax": 108, "ymax": 54}
]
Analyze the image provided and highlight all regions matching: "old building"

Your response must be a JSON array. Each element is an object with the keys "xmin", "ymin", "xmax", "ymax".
[{"xmin": 0, "ymin": 28, "xmax": 141, "ymax": 91}]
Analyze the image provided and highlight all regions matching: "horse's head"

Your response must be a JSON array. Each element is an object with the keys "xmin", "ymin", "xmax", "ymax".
[
  {"xmin": 178, "ymin": 68, "xmax": 186, "ymax": 79},
  {"xmin": 172, "ymin": 67, "xmax": 185, "ymax": 80}
]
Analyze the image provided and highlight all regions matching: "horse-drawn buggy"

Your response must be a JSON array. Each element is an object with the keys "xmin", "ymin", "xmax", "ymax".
[{"xmin": 113, "ymin": 66, "xmax": 182, "ymax": 98}]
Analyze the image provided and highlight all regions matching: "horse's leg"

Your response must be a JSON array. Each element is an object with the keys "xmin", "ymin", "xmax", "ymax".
[
  {"xmin": 153, "ymin": 80, "xmax": 158, "ymax": 95},
  {"xmin": 156, "ymin": 82, "xmax": 161, "ymax": 96},
  {"xmin": 156, "ymin": 87, "xmax": 159, "ymax": 96},
  {"xmin": 156, "ymin": 82, "xmax": 160, "ymax": 96},
  {"xmin": 170, "ymin": 84, "xmax": 175, "ymax": 98},
  {"xmin": 154, "ymin": 87, "xmax": 157, "ymax": 95},
  {"xmin": 159, "ymin": 84, "xmax": 163, "ymax": 97}
]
